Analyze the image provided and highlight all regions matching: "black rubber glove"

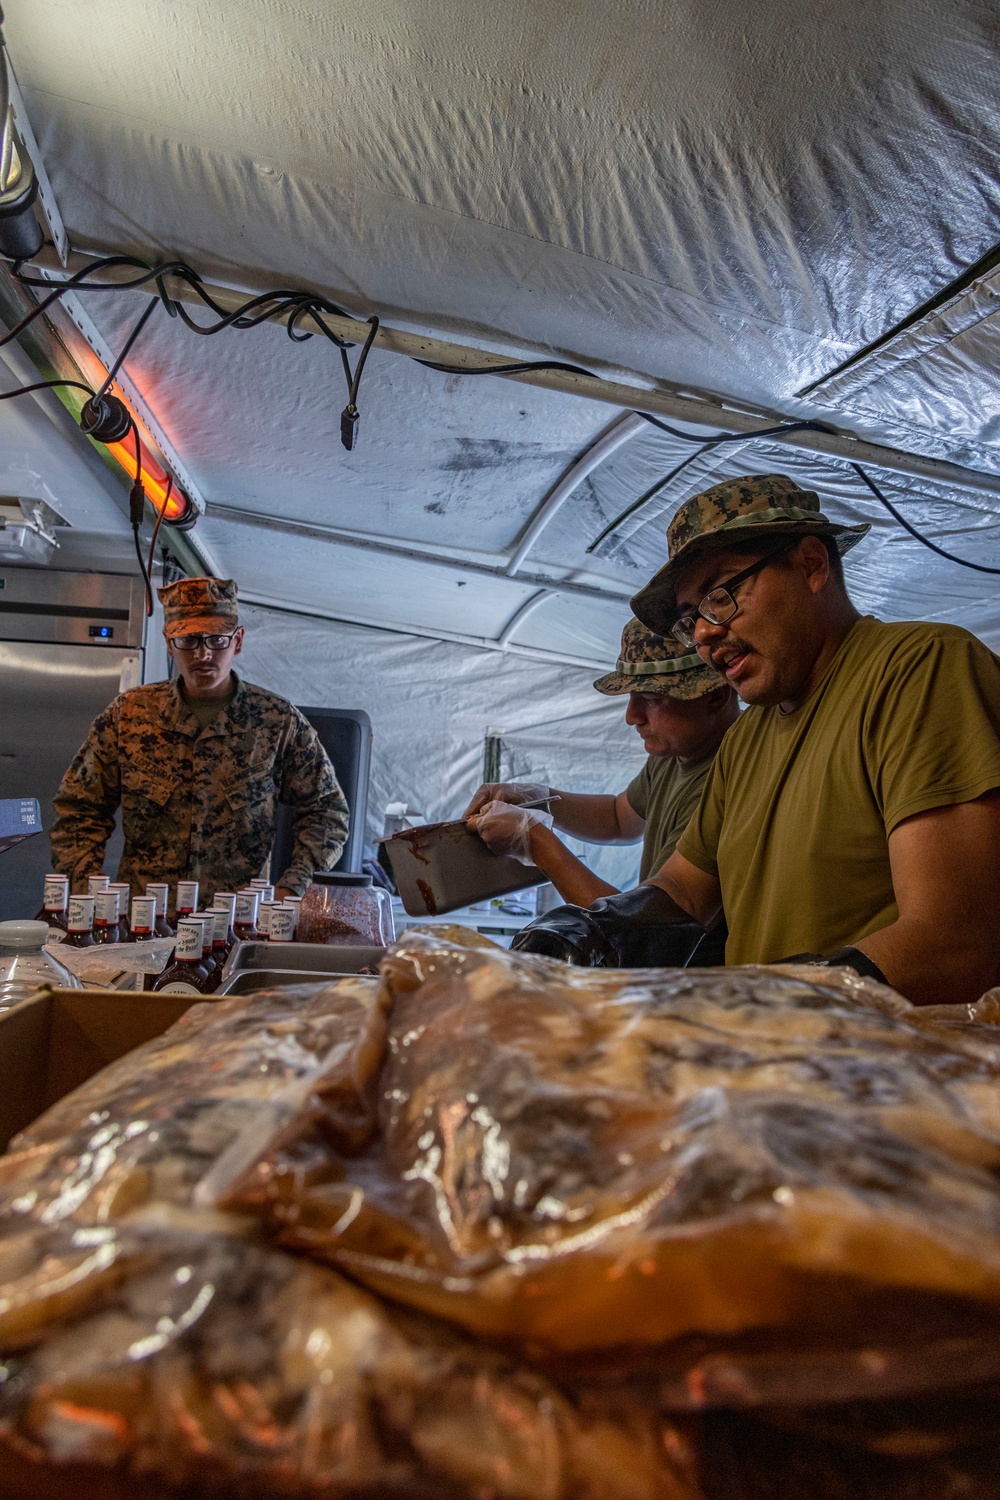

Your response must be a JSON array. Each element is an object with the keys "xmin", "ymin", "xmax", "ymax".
[
  {"xmin": 776, "ymin": 946, "xmax": 888, "ymax": 986},
  {"xmin": 512, "ymin": 885, "xmax": 711, "ymax": 969}
]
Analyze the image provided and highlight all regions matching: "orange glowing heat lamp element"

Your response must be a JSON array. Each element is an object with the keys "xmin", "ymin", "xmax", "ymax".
[{"xmin": 105, "ymin": 438, "xmax": 195, "ymax": 526}]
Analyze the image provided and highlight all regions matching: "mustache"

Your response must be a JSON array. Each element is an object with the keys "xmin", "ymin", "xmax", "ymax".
[{"xmin": 710, "ymin": 637, "xmax": 752, "ymax": 665}]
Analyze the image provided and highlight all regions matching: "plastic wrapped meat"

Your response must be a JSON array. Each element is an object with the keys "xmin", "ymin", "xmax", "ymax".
[
  {"xmin": 0, "ymin": 978, "xmax": 696, "ymax": 1499},
  {"xmin": 223, "ymin": 929, "xmax": 1000, "ymax": 1354}
]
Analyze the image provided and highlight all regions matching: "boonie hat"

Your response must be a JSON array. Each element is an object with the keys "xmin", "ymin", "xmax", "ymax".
[
  {"xmin": 594, "ymin": 618, "xmax": 726, "ymax": 699},
  {"xmin": 630, "ymin": 474, "xmax": 870, "ymax": 635},
  {"xmin": 158, "ymin": 577, "xmax": 239, "ymax": 640}
]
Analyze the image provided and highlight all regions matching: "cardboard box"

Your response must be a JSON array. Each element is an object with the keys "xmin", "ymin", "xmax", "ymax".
[{"xmin": 0, "ymin": 986, "xmax": 211, "ymax": 1149}]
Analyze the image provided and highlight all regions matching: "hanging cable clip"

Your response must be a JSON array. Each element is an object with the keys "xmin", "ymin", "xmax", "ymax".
[{"xmin": 340, "ymin": 404, "xmax": 360, "ymax": 451}]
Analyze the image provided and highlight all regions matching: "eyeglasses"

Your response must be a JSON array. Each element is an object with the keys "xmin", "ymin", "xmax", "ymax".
[
  {"xmin": 671, "ymin": 541, "xmax": 796, "ymax": 650},
  {"xmin": 170, "ymin": 632, "xmax": 238, "ymax": 653}
]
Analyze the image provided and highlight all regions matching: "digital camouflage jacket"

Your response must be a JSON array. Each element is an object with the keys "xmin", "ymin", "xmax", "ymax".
[{"xmin": 50, "ymin": 675, "xmax": 349, "ymax": 904}]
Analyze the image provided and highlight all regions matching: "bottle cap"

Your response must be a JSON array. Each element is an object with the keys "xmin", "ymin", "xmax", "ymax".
[
  {"xmin": 95, "ymin": 891, "xmax": 121, "ymax": 924},
  {"xmin": 206, "ymin": 907, "xmax": 229, "ymax": 943},
  {"xmin": 234, "ymin": 890, "xmax": 260, "ymax": 923},
  {"xmin": 42, "ymin": 874, "xmax": 69, "ymax": 908},
  {"xmin": 174, "ymin": 919, "xmax": 204, "ymax": 961},
  {"xmin": 0, "ymin": 920, "xmax": 50, "ymax": 948},
  {"xmin": 87, "ymin": 875, "xmax": 110, "ymax": 896},
  {"xmin": 212, "ymin": 892, "xmax": 238, "ymax": 918},
  {"xmin": 269, "ymin": 906, "xmax": 296, "ymax": 942},
  {"xmin": 146, "ymin": 883, "xmax": 169, "ymax": 915},
  {"xmin": 130, "ymin": 896, "xmax": 157, "ymax": 930}
]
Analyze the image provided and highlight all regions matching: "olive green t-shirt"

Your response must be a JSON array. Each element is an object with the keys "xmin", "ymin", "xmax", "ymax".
[
  {"xmin": 677, "ymin": 617, "xmax": 1000, "ymax": 965},
  {"xmin": 626, "ymin": 751, "xmax": 716, "ymax": 880}
]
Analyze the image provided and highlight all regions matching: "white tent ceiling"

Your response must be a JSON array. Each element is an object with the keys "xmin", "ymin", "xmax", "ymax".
[{"xmin": 2, "ymin": 0, "xmax": 1000, "ymax": 858}]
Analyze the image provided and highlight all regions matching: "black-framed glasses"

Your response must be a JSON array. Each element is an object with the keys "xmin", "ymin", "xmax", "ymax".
[
  {"xmin": 671, "ymin": 541, "xmax": 796, "ymax": 650},
  {"xmin": 170, "ymin": 632, "xmax": 239, "ymax": 653}
]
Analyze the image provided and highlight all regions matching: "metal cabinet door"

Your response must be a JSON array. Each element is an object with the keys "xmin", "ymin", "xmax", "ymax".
[{"xmin": 0, "ymin": 642, "xmax": 135, "ymax": 919}]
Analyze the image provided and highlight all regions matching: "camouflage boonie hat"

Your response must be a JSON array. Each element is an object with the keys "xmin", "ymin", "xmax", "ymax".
[
  {"xmin": 594, "ymin": 618, "xmax": 725, "ymax": 699},
  {"xmin": 158, "ymin": 577, "xmax": 239, "ymax": 639},
  {"xmin": 630, "ymin": 474, "xmax": 870, "ymax": 635}
]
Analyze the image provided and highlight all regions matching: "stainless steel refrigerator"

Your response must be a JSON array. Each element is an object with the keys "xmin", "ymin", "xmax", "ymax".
[{"xmin": 0, "ymin": 568, "xmax": 147, "ymax": 920}]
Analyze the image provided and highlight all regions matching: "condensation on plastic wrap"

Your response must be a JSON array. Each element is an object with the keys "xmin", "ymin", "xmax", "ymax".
[
  {"xmin": 221, "ymin": 928, "xmax": 1000, "ymax": 1367},
  {"xmin": 0, "ymin": 972, "xmax": 700, "ymax": 1500}
]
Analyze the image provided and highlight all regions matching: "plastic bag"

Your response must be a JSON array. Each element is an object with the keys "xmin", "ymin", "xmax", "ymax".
[
  {"xmin": 222, "ymin": 930, "xmax": 1000, "ymax": 1357},
  {"xmin": 0, "ymin": 972, "xmax": 696, "ymax": 1500}
]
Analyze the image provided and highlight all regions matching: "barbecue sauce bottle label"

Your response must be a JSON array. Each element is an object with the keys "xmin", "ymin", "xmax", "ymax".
[
  {"xmin": 36, "ymin": 874, "xmax": 70, "ymax": 935},
  {"xmin": 93, "ymin": 890, "xmax": 121, "ymax": 944},
  {"xmin": 153, "ymin": 919, "xmax": 212, "ymax": 994},
  {"xmin": 64, "ymin": 895, "xmax": 96, "ymax": 947},
  {"xmin": 233, "ymin": 889, "xmax": 260, "ymax": 940}
]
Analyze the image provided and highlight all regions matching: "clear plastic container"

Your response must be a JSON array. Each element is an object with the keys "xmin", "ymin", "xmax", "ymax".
[
  {"xmin": 297, "ymin": 871, "xmax": 395, "ymax": 946},
  {"xmin": 0, "ymin": 920, "xmax": 80, "ymax": 1007}
]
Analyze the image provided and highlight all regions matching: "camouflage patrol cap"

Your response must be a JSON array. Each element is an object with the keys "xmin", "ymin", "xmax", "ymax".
[
  {"xmin": 158, "ymin": 576, "xmax": 239, "ymax": 639},
  {"xmin": 594, "ymin": 618, "xmax": 726, "ymax": 699},
  {"xmin": 630, "ymin": 474, "xmax": 870, "ymax": 635}
]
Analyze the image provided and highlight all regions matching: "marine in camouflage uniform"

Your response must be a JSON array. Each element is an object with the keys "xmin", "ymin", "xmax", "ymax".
[{"xmin": 50, "ymin": 578, "xmax": 349, "ymax": 905}]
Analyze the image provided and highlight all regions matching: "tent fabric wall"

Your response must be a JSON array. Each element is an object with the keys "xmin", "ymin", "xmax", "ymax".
[{"xmin": 237, "ymin": 602, "xmax": 648, "ymax": 890}]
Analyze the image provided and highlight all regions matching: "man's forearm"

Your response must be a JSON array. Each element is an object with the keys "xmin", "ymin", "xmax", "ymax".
[
  {"xmin": 549, "ymin": 790, "xmax": 636, "ymax": 844},
  {"xmin": 857, "ymin": 920, "xmax": 998, "ymax": 1007},
  {"xmin": 528, "ymin": 825, "xmax": 619, "ymax": 906}
]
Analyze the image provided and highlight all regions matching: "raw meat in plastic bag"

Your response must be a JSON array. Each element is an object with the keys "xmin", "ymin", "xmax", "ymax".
[
  {"xmin": 222, "ymin": 930, "xmax": 1000, "ymax": 1354},
  {"xmin": 0, "ymin": 976, "xmax": 697, "ymax": 1499}
]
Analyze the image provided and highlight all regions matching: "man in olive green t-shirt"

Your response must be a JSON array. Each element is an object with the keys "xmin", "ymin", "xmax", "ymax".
[
  {"xmin": 464, "ymin": 618, "xmax": 737, "ymax": 906},
  {"xmin": 627, "ymin": 472, "xmax": 1000, "ymax": 1007}
]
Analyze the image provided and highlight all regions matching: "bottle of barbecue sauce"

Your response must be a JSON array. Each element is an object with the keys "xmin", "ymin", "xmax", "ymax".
[{"xmin": 151, "ymin": 918, "xmax": 214, "ymax": 994}]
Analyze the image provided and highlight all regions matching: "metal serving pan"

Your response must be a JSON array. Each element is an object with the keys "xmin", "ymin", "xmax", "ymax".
[
  {"xmin": 381, "ymin": 821, "xmax": 545, "ymax": 917},
  {"xmin": 220, "ymin": 940, "xmax": 386, "ymax": 982},
  {"xmin": 215, "ymin": 968, "xmax": 380, "ymax": 996}
]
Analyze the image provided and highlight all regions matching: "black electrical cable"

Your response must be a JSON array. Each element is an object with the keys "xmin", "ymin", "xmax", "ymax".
[
  {"xmin": 125, "ymin": 418, "xmax": 156, "ymax": 615},
  {"xmin": 850, "ymin": 463, "xmax": 1000, "ymax": 575},
  {"xmin": 586, "ymin": 418, "xmax": 838, "ymax": 553},
  {"xmin": 144, "ymin": 472, "xmax": 171, "ymax": 604},
  {"xmin": 94, "ymin": 296, "xmax": 159, "ymax": 402},
  {"xmin": 0, "ymin": 377, "xmax": 94, "ymax": 400}
]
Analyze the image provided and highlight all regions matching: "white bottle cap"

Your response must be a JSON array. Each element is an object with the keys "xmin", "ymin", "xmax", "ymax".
[
  {"xmin": 95, "ymin": 890, "xmax": 121, "ymax": 924},
  {"xmin": 87, "ymin": 875, "xmax": 110, "ymax": 896},
  {"xmin": 206, "ymin": 907, "xmax": 229, "ymax": 944},
  {"xmin": 176, "ymin": 880, "xmax": 199, "ymax": 911},
  {"xmin": 269, "ymin": 906, "xmax": 296, "ymax": 942},
  {"xmin": 174, "ymin": 920, "xmax": 204, "ymax": 961},
  {"xmin": 146, "ymin": 883, "xmax": 169, "ymax": 916},
  {"xmin": 42, "ymin": 874, "xmax": 69, "ymax": 909},
  {"xmin": 234, "ymin": 890, "xmax": 260, "ymax": 924},
  {"xmin": 68, "ymin": 895, "xmax": 95, "ymax": 931},
  {"xmin": 212, "ymin": 892, "xmax": 238, "ymax": 919},
  {"xmin": 130, "ymin": 896, "xmax": 157, "ymax": 931},
  {"xmin": 0, "ymin": 920, "xmax": 50, "ymax": 948}
]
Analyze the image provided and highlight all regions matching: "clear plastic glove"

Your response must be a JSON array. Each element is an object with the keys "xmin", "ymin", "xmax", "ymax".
[
  {"xmin": 462, "ymin": 780, "xmax": 550, "ymax": 818},
  {"xmin": 467, "ymin": 800, "xmax": 554, "ymax": 865}
]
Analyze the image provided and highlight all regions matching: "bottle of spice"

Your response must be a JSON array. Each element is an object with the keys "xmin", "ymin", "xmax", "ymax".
[
  {"xmin": 151, "ymin": 918, "xmax": 213, "ymax": 994},
  {"xmin": 63, "ymin": 895, "xmax": 97, "ymax": 948},
  {"xmin": 35, "ymin": 874, "xmax": 70, "ymax": 935},
  {"xmin": 145, "ymin": 883, "xmax": 174, "ymax": 937},
  {"xmin": 233, "ymin": 889, "xmax": 260, "ymax": 942},
  {"xmin": 93, "ymin": 890, "xmax": 121, "ymax": 944}
]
